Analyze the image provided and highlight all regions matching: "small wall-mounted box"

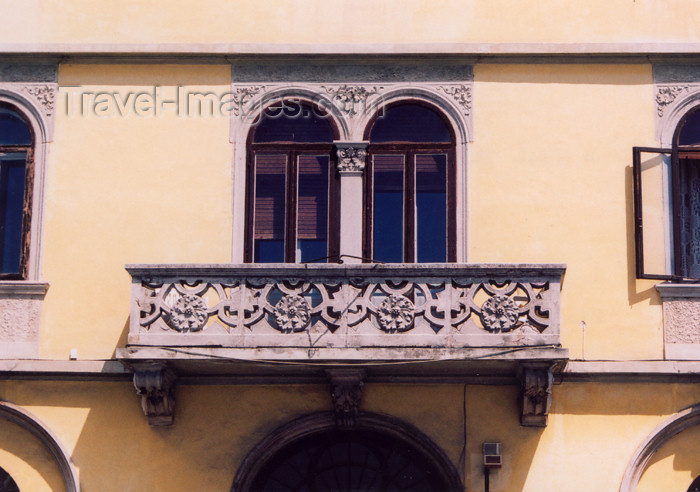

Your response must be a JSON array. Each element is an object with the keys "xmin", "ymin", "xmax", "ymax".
[{"xmin": 483, "ymin": 442, "xmax": 502, "ymax": 468}]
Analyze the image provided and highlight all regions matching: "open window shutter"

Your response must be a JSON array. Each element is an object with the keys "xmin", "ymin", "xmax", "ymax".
[{"xmin": 633, "ymin": 147, "xmax": 675, "ymax": 279}]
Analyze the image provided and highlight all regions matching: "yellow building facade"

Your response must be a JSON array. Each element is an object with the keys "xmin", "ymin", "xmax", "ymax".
[{"xmin": 1, "ymin": 1, "xmax": 700, "ymax": 491}]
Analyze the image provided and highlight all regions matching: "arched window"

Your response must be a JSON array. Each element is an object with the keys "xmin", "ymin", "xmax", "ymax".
[
  {"xmin": 0, "ymin": 103, "xmax": 34, "ymax": 279},
  {"xmin": 364, "ymin": 103, "xmax": 456, "ymax": 263},
  {"xmin": 634, "ymin": 106, "xmax": 700, "ymax": 279},
  {"xmin": 0, "ymin": 467, "xmax": 18, "ymax": 492},
  {"xmin": 689, "ymin": 474, "xmax": 700, "ymax": 492},
  {"xmin": 244, "ymin": 101, "xmax": 340, "ymax": 263}
]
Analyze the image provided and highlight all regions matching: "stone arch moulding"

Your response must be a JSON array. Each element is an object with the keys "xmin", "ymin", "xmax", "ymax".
[
  {"xmin": 228, "ymin": 81, "xmax": 473, "ymax": 262},
  {"xmin": 231, "ymin": 411, "xmax": 463, "ymax": 492},
  {"xmin": 620, "ymin": 403, "xmax": 700, "ymax": 492},
  {"xmin": 0, "ymin": 84, "xmax": 55, "ymax": 280},
  {"xmin": 655, "ymin": 84, "xmax": 700, "ymax": 146},
  {"xmin": 0, "ymin": 400, "xmax": 80, "ymax": 492}
]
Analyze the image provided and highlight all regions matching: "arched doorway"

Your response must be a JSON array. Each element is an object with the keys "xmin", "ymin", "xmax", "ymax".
[{"xmin": 233, "ymin": 412, "xmax": 462, "ymax": 492}]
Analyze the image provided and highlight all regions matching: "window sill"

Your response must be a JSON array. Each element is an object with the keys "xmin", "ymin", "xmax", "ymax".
[
  {"xmin": 0, "ymin": 281, "xmax": 49, "ymax": 358},
  {"xmin": 656, "ymin": 283, "xmax": 700, "ymax": 360}
]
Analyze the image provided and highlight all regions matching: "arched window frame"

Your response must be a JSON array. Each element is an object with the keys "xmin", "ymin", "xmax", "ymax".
[
  {"xmin": 0, "ymin": 102, "xmax": 35, "ymax": 279},
  {"xmin": 0, "ymin": 86, "xmax": 51, "ymax": 282},
  {"xmin": 243, "ymin": 99, "xmax": 342, "ymax": 263},
  {"xmin": 634, "ymin": 100, "xmax": 700, "ymax": 280},
  {"xmin": 362, "ymin": 100, "xmax": 457, "ymax": 263}
]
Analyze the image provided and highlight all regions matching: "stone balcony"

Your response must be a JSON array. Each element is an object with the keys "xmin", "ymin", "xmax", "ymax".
[
  {"xmin": 118, "ymin": 263, "xmax": 568, "ymax": 426},
  {"xmin": 119, "ymin": 263, "xmax": 567, "ymax": 370}
]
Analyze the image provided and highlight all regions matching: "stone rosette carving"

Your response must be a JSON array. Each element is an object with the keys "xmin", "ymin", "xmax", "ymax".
[
  {"xmin": 327, "ymin": 369, "xmax": 365, "ymax": 427},
  {"xmin": 656, "ymin": 85, "xmax": 689, "ymax": 117},
  {"xmin": 273, "ymin": 294, "xmax": 311, "ymax": 333},
  {"xmin": 22, "ymin": 85, "xmax": 56, "ymax": 117},
  {"xmin": 336, "ymin": 142, "xmax": 368, "ymax": 174},
  {"xmin": 166, "ymin": 294, "xmax": 208, "ymax": 332},
  {"xmin": 520, "ymin": 364, "xmax": 553, "ymax": 427},
  {"xmin": 480, "ymin": 294, "xmax": 519, "ymax": 333},
  {"xmin": 132, "ymin": 362, "xmax": 177, "ymax": 426},
  {"xmin": 377, "ymin": 295, "xmax": 415, "ymax": 332},
  {"xmin": 324, "ymin": 85, "xmax": 381, "ymax": 116},
  {"xmin": 442, "ymin": 84, "xmax": 472, "ymax": 117}
]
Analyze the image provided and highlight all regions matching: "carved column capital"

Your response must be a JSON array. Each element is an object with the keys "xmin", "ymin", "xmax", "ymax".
[
  {"xmin": 519, "ymin": 363, "xmax": 553, "ymax": 427},
  {"xmin": 335, "ymin": 142, "xmax": 369, "ymax": 175},
  {"xmin": 327, "ymin": 369, "xmax": 365, "ymax": 427},
  {"xmin": 132, "ymin": 362, "xmax": 177, "ymax": 427}
]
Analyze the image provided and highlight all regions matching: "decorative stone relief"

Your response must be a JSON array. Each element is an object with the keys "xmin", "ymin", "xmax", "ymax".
[
  {"xmin": 336, "ymin": 142, "xmax": 368, "ymax": 174},
  {"xmin": 165, "ymin": 294, "xmax": 208, "ymax": 332},
  {"xmin": 656, "ymin": 85, "xmax": 689, "ymax": 117},
  {"xmin": 519, "ymin": 363, "xmax": 553, "ymax": 427},
  {"xmin": 323, "ymin": 85, "xmax": 382, "ymax": 117},
  {"xmin": 273, "ymin": 294, "xmax": 311, "ymax": 333},
  {"xmin": 480, "ymin": 294, "xmax": 519, "ymax": 333},
  {"xmin": 129, "ymin": 265, "xmax": 563, "ymax": 349},
  {"xmin": 132, "ymin": 362, "xmax": 177, "ymax": 426},
  {"xmin": 22, "ymin": 85, "xmax": 56, "ymax": 118},
  {"xmin": 327, "ymin": 369, "xmax": 365, "ymax": 427},
  {"xmin": 377, "ymin": 295, "xmax": 415, "ymax": 332},
  {"xmin": 230, "ymin": 86, "xmax": 265, "ymax": 117},
  {"xmin": 441, "ymin": 85, "xmax": 472, "ymax": 117},
  {"xmin": 0, "ymin": 283, "xmax": 49, "ymax": 358}
]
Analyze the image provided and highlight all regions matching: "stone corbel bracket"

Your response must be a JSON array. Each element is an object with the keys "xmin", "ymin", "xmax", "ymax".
[
  {"xmin": 327, "ymin": 369, "xmax": 365, "ymax": 427},
  {"xmin": 131, "ymin": 362, "xmax": 177, "ymax": 427},
  {"xmin": 518, "ymin": 362, "xmax": 553, "ymax": 427}
]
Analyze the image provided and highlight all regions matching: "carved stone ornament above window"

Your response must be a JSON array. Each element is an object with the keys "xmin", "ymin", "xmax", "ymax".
[{"xmin": 336, "ymin": 142, "xmax": 368, "ymax": 174}]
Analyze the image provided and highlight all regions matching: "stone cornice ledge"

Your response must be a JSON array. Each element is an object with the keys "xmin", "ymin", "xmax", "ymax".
[
  {"xmin": 0, "ymin": 281, "xmax": 49, "ymax": 297},
  {"xmin": 656, "ymin": 283, "xmax": 700, "ymax": 299},
  {"xmin": 2, "ymin": 42, "xmax": 700, "ymax": 56},
  {"xmin": 564, "ymin": 360, "xmax": 700, "ymax": 382}
]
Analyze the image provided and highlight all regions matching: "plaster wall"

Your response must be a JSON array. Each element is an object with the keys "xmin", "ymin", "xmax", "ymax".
[
  {"xmin": 0, "ymin": 381, "xmax": 697, "ymax": 491},
  {"xmin": 1, "ymin": 0, "xmax": 700, "ymax": 45}
]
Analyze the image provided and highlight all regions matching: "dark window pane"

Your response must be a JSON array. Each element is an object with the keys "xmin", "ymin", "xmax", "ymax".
[
  {"xmin": 252, "ymin": 103, "xmax": 333, "ymax": 143},
  {"xmin": 679, "ymin": 110, "xmax": 700, "ymax": 145},
  {"xmin": 0, "ymin": 466, "xmax": 19, "ymax": 492},
  {"xmin": 254, "ymin": 154, "xmax": 286, "ymax": 262},
  {"xmin": 679, "ymin": 157, "xmax": 700, "ymax": 278},
  {"xmin": 0, "ymin": 153, "xmax": 27, "ymax": 274},
  {"xmin": 369, "ymin": 104, "xmax": 451, "ymax": 143},
  {"xmin": 373, "ymin": 155, "xmax": 404, "ymax": 263},
  {"xmin": 416, "ymin": 154, "xmax": 447, "ymax": 262},
  {"xmin": 297, "ymin": 155, "xmax": 329, "ymax": 262},
  {"xmin": 0, "ymin": 107, "xmax": 31, "ymax": 146}
]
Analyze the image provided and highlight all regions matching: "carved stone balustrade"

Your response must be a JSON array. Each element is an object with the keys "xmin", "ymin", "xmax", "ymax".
[{"xmin": 123, "ymin": 263, "xmax": 565, "ymax": 357}]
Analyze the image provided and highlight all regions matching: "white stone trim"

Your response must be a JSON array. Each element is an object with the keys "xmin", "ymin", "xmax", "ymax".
[
  {"xmin": 0, "ymin": 85, "xmax": 55, "ymax": 281},
  {"xmin": 229, "ymin": 80, "xmax": 473, "ymax": 262},
  {"xmin": 0, "ymin": 400, "xmax": 80, "ymax": 492},
  {"xmin": 655, "ymin": 83, "xmax": 700, "ymax": 145},
  {"xmin": 620, "ymin": 403, "xmax": 700, "ymax": 492},
  {"xmin": 4, "ymin": 42, "xmax": 700, "ymax": 55}
]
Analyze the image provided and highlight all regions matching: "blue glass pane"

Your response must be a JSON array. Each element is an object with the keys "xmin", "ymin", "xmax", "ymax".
[
  {"xmin": 254, "ymin": 240, "xmax": 284, "ymax": 263},
  {"xmin": 369, "ymin": 104, "xmax": 451, "ymax": 143},
  {"xmin": 679, "ymin": 110, "xmax": 700, "ymax": 145},
  {"xmin": 254, "ymin": 154, "xmax": 286, "ymax": 262},
  {"xmin": 373, "ymin": 155, "xmax": 404, "ymax": 263},
  {"xmin": 252, "ymin": 103, "xmax": 333, "ymax": 143},
  {"xmin": 0, "ymin": 108, "xmax": 32, "ymax": 146},
  {"xmin": 0, "ymin": 154, "xmax": 27, "ymax": 274},
  {"xmin": 416, "ymin": 154, "xmax": 447, "ymax": 262},
  {"xmin": 297, "ymin": 155, "xmax": 329, "ymax": 262}
]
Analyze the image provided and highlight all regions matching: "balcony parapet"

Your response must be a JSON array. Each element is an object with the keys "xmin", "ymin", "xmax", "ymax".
[{"xmin": 125, "ymin": 263, "xmax": 565, "ymax": 354}]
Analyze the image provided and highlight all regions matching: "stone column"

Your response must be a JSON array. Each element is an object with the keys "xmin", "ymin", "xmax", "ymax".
[{"xmin": 336, "ymin": 142, "xmax": 369, "ymax": 263}]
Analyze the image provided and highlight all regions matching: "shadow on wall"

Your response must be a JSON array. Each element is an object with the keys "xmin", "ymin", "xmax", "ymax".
[
  {"xmin": 625, "ymin": 165, "xmax": 662, "ymax": 307},
  {"xmin": 636, "ymin": 424, "xmax": 700, "ymax": 492},
  {"xmin": 0, "ymin": 418, "xmax": 66, "ymax": 491}
]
